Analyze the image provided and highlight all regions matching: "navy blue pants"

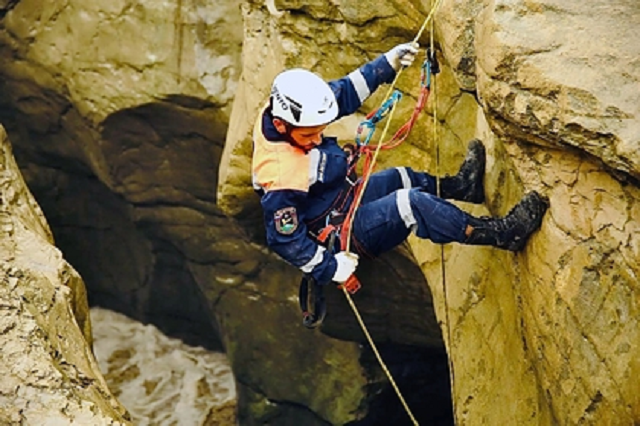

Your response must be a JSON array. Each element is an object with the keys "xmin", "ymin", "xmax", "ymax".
[{"xmin": 351, "ymin": 167, "xmax": 469, "ymax": 257}]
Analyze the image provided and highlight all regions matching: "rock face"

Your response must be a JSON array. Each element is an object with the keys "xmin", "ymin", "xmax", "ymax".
[
  {"xmin": 0, "ymin": 127, "xmax": 129, "ymax": 424},
  {"xmin": 1, "ymin": 0, "xmax": 639, "ymax": 425},
  {"xmin": 428, "ymin": 1, "xmax": 640, "ymax": 423},
  {"xmin": 0, "ymin": 0, "xmax": 245, "ymax": 347}
]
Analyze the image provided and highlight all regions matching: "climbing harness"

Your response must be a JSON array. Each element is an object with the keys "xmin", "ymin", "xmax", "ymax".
[
  {"xmin": 298, "ymin": 212, "xmax": 360, "ymax": 329},
  {"xmin": 298, "ymin": 274, "xmax": 326, "ymax": 329},
  {"xmin": 298, "ymin": 196, "xmax": 359, "ymax": 329}
]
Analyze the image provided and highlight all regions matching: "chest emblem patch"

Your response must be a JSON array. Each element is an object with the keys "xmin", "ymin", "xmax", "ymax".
[{"xmin": 274, "ymin": 207, "xmax": 298, "ymax": 235}]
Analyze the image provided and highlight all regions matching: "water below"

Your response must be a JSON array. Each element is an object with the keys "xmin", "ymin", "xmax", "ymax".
[{"xmin": 90, "ymin": 308, "xmax": 237, "ymax": 425}]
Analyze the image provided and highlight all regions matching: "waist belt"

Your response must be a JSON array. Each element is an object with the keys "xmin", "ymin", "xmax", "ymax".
[
  {"xmin": 307, "ymin": 177, "xmax": 357, "ymax": 239},
  {"xmin": 299, "ymin": 206, "xmax": 361, "ymax": 330}
]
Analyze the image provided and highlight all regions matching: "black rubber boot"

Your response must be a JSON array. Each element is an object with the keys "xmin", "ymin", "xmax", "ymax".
[
  {"xmin": 465, "ymin": 191, "xmax": 549, "ymax": 252},
  {"xmin": 441, "ymin": 139, "xmax": 486, "ymax": 203}
]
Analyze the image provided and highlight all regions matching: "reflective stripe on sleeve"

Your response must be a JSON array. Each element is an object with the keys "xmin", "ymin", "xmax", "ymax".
[
  {"xmin": 308, "ymin": 149, "xmax": 321, "ymax": 186},
  {"xmin": 300, "ymin": 246, "xmax": 326, "ymax": 273},
  {"xmin": 348, "ymin": 70, "xmax": 370, "ymax": 103}
]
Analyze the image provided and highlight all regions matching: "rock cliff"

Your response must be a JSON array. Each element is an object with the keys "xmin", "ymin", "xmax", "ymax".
[
  {"xmin": 0, "ymin": 126, "xmax": 129, "ymax": 424},
  {"xmin": 0, "ymin": 0, "xmax": 638, "ymax": 424}
]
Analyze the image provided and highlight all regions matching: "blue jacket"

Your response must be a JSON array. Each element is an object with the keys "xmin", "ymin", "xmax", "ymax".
[{"xmin": 252, "ymin": 55, "xmax": 396, "ymax": 284}]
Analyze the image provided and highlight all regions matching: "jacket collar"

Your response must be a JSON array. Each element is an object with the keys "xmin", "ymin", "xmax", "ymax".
[{"xmin": 262, "ymin": 107, "xmax": 287, "ymax": 142}]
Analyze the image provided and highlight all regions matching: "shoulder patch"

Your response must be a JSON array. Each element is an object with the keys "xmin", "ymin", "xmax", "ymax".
[{"xmin": 274, "ymin": 207, "xmax": 298, "ymax": 235}]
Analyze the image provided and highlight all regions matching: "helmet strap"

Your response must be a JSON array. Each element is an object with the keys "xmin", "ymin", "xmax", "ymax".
[
  {"xmin": 284, "ymin": 126, "xmax": 312, "ymax": 152},
  {"xmin": 271, "ymin": 115, "xmax": 312, "ymax": 152}
]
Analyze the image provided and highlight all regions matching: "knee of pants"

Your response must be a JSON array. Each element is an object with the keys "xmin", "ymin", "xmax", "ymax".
[
  {"xmin": 396, "ymin": 167, "xmax": 435, "ymax": 193},
  {"xmin": 403, "ymin": 189, "xmax": 468, "ymax": 243}
]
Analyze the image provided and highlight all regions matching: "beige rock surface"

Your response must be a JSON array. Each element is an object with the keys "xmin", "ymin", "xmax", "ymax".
[
  {"xmin": 430, "ymin": 1, "xmax": 640, "ymax": 423},
  {"xmin": 0, "ymin": 127, "xmax": 130, "ymax": 424},
  {"xmin": 1, "ymin": 0, "xmax": 639, "ymax": 424},
  {"xmin": 438, "ymin": 0, "xmax": 640, "ymax": 176},
  {"xmin": 0, "ymin": 0, "xmax": 242, "ymax": 185},
  {"xmin": 0, "ymin": 0, "xmax": 246, "ymax": 351}
]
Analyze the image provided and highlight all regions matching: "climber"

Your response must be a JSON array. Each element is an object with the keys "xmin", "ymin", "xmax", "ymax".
[{"xmin": 251, "ymin": 43, "xmax": 549, "ymax": 287}]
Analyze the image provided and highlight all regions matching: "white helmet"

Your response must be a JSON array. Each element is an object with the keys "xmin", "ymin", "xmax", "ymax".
[{"xmin": 270, "ymin": 69, "xmax": 339, "ymax": 127}]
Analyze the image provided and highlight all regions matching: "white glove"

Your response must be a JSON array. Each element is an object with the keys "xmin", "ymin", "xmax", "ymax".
[
  {"xmin": 332, "ymin": 252, "xmax": 359, "ymax": 283},
  {"xmin": 384, "ymin": 42, "xmax": 420, "ymax": 71}
]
